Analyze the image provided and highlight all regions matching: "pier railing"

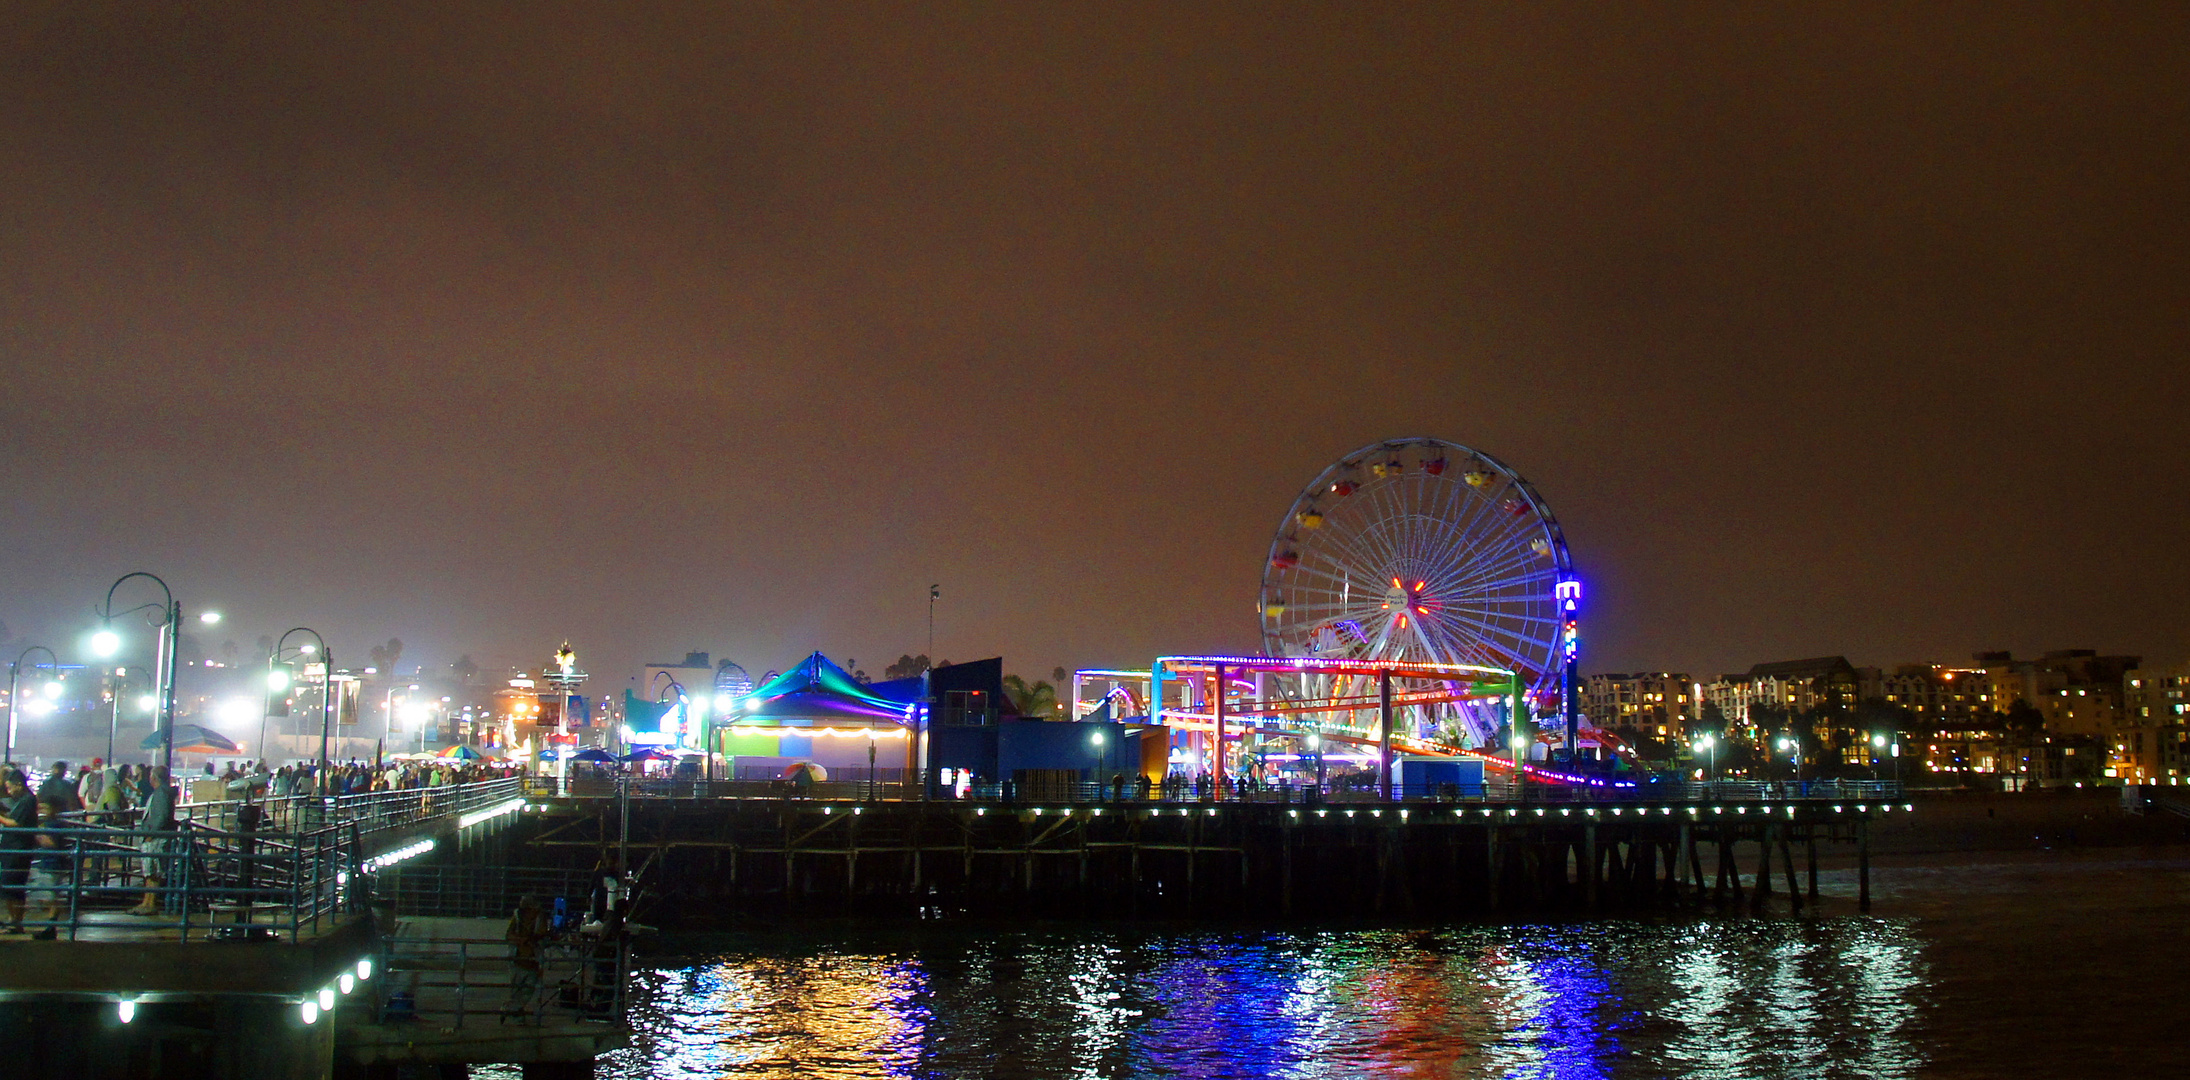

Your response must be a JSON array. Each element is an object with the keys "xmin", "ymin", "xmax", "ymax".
[
  {"xmin": 0, "ymin": 818, "xmax": 358, "ymax": 942},
  {"xmin": 168, "ymin": 775, "xmax": 526, "ymax": 834},
  {"xmin": 528, "ymin": 772, "xmax": 1902, "ymax": 805},
  {"xmin": 373, "ymin": 931, "xmax": 627, "ymax": 1030},
  {"xmin": 0, "ymin": 776, "xmax": 529, "ymax": 942}
]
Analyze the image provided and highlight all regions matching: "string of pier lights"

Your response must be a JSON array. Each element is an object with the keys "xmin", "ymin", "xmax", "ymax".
[{"xmin": 108, "ymin": 956, "xmax": 378, "ymax": 1026}]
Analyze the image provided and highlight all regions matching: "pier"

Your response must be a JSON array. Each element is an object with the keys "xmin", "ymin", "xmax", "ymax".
[
  {"xmin": 1, "ymin": 774, "xmax": 1903, "ymax": 1078},
  {"xmin": 410, "ymin": 778, "xmax": 1903, "ymax": 922}
]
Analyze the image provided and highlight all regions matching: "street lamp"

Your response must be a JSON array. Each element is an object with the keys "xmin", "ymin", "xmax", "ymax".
[
  {"xmin": 6, "ymin": 645, "xmax": 61, "ymax": 765},
  {"xmin": 385, "ymin": 682, "xmax": 421, "ymax": 748},
  {"xmin": 1694, "ymin": 733, "xmax": 1718, "ymax": 791},
  {"xmin": 1777, "ymin": 735, "xmax": 1803, "ymax": 787},
  {"xmin": 269, "ymin": 629, "xmax": 334, "ymax": 796},
  {"xmin": 97, "ymin": 573, "xmax": 182, "ymax": 778},
  {"xmin": 1090, "ymin": 730, "xmax": 1106, "ymax": 799}
]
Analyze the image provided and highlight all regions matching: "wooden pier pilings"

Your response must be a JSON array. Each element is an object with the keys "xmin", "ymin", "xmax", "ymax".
[{"xmin": 476, "ymin": 796, "xmax": 1894, "ymax": 922}]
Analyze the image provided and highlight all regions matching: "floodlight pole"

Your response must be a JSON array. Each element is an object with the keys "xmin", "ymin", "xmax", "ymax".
[
  {"xmin": 6, "ymin": 645, "xmax": 60, "ymax": 766},
  {"xmin": 100, "ymin": 573, "xmax": 179, "ymax": 778},
  {"xmin": 271, "ymin": 629, "xmax": 332, "ymax": 796}
]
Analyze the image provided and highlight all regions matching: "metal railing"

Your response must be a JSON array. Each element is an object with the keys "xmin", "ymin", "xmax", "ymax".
[
  {"xmin": 162, "ymin": 775, "xmax": 526, "ymax": 833},
  {"xmin": 522, "ymin": 771, "xmax": 1903, "ymax": 806},
  {"xmin": 0, "ymin": 818, "xmax": 358, "ymax": 941},
  {"xmin": 375, "ymin": 932, "xmax": 627, "ymax": 1029},
  {"xmin": 0, "ymin": 776, "xmax": 529, "ymax": 942}
]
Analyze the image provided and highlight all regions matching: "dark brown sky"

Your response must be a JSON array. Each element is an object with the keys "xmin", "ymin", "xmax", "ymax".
[{"xmin": 2, "ymin": 2, "xmax": 2185, "ymax": 688}]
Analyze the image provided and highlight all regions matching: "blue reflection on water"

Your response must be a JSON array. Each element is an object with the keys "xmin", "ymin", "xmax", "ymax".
[{"xmin": 600, "ymin": 918, "xmax": 1925, "ymax": 1080}]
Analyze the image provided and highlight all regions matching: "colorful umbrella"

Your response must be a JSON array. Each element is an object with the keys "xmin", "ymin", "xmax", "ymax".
[
  {"xmin": 437, "ymin": 745, "xmax": 485, "ymax": 760},
  {"xmin": 142, "ymin": 725, "xmax": 241, "ymax": 753}
]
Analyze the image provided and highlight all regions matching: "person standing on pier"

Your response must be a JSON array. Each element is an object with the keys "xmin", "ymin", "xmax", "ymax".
[
  {"xmin": 0, "ymin": 769, "xmax": 37, "ymax": 932},
  {"xmin": 129, "ymin": 767, "xmax": 175, "ymax": 916},
  {"xmin": 505, "ymin": 894, "xmax": 551, "ymax": 1022}
]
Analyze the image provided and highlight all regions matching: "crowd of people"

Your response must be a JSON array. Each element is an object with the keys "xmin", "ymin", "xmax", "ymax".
[
  {"xmin": 9, "ymin": 756, "xmax": 527, "ymax": 806},
  {"xmin": 0, "ymin": 755, "xmax": 527, "ymax": 934},
  {"xmin": 0, "ymin": 762, "xmax": 178, "ymax": 935}
]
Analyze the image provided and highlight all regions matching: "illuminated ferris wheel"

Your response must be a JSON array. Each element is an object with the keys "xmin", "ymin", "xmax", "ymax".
[{"xmin": 1260, "ymin": 437, "xmax": 1574, "ymax": 748}]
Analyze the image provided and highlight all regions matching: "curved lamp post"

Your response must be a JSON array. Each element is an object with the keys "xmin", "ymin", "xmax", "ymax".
[
  {"xmin": 95, "ymin": 573, "xmax": 181, "ymax": 777},
  {"xmin": 269, "ymin": 629, "xmax": 333, "ymax": 796},
  {"xmin": 6, "ymin": 645, "xmax": 61, "ymax": 765}
]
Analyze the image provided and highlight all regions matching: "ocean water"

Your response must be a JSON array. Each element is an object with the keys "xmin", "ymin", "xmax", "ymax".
[{"xmin": 539, "ymin": 853, "xmax": 2190, "ymax": 1079}]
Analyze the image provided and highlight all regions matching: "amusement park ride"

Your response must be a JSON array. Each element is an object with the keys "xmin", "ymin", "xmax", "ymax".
[{"xmin": 1075, "ymin": 437, "xmax": 1623, "ymax": 790}]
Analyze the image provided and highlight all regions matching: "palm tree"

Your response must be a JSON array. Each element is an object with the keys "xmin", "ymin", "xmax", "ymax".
[{"xmin": 1003, "ymin": 675, "xmax": 1060, "ymax": 718}]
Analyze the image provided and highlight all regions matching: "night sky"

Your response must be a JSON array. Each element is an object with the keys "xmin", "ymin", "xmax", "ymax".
[{"xmin": 3, "ymin": 3, "xmax": 2185, "ymax": 688}]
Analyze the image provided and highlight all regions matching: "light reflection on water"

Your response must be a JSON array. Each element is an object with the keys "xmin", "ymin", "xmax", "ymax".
[{"xmin": 598, "ymin": 919, "xmax": 1927, "ymax": 1080}]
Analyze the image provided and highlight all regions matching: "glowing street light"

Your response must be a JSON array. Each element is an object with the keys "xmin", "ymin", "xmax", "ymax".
[
  {"xmin": 1693, "ymin": 732, "xmax": 1718, "ymax": 789},
  {"xmin": 98, "ymin": 573, "xmax": 185, "ymax": 776},
  {"xmin": 1090, "ymin": 729, "xmax": 1107, "ymax": 796},
  {"xmin": 7, "ymin": 645, "xmax": 62, "ymax": 765},
  {"xmin": 268, "ymin": 629, "xmax": 333, "ymax": 795},
  {"xmin": 198, "ymin": 611, "xmax": 222, "ymax": 626}
]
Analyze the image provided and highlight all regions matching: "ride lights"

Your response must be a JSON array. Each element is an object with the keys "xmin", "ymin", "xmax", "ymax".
[
  {"xmin": 1903, "ymin": 803, "xmax": 1913, "ymax": 812},
  {"xmin": 358, "ymin": 958, "xmax": 374, "ymax": 981},
  {"xmin": 458, "ymin": 798, "xmax": 525, "ymax": 829},
  {"xmin": 339, "ymin": 973, "xmax": 355, "ymax": 994},
  {"xmin": 319, "ymin": 988, "xmax": 335, "ymax": 1011},
  {"xmin": 300, "ymin": 1000, "xmax": 320, "ymax": 1025},
  {"xmin": 117, "ymin": 999, "xmax": 136, "ymax": 1024}
]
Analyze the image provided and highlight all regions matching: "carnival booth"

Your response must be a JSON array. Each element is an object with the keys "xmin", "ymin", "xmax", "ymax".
[{"xmin": 716, "ymin": 653, "xmax": 918, "ymax": 781}]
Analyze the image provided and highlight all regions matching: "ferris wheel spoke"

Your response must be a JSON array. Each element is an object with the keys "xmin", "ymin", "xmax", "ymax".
[
  {"xmin": 1305, "ymin": 504, "xmax": 1401, "ymax": 580},
  {"xmin": 1454, "ymin": 547, "xmax": 1559, "ymax": 595},
  {"xmin": 1348, "ymin": 487, "xmax": 1415, "ymax": 578},
  {"xmin": 1444, "ymin": 530, "xmax": 1559, "ymax": 595}
]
